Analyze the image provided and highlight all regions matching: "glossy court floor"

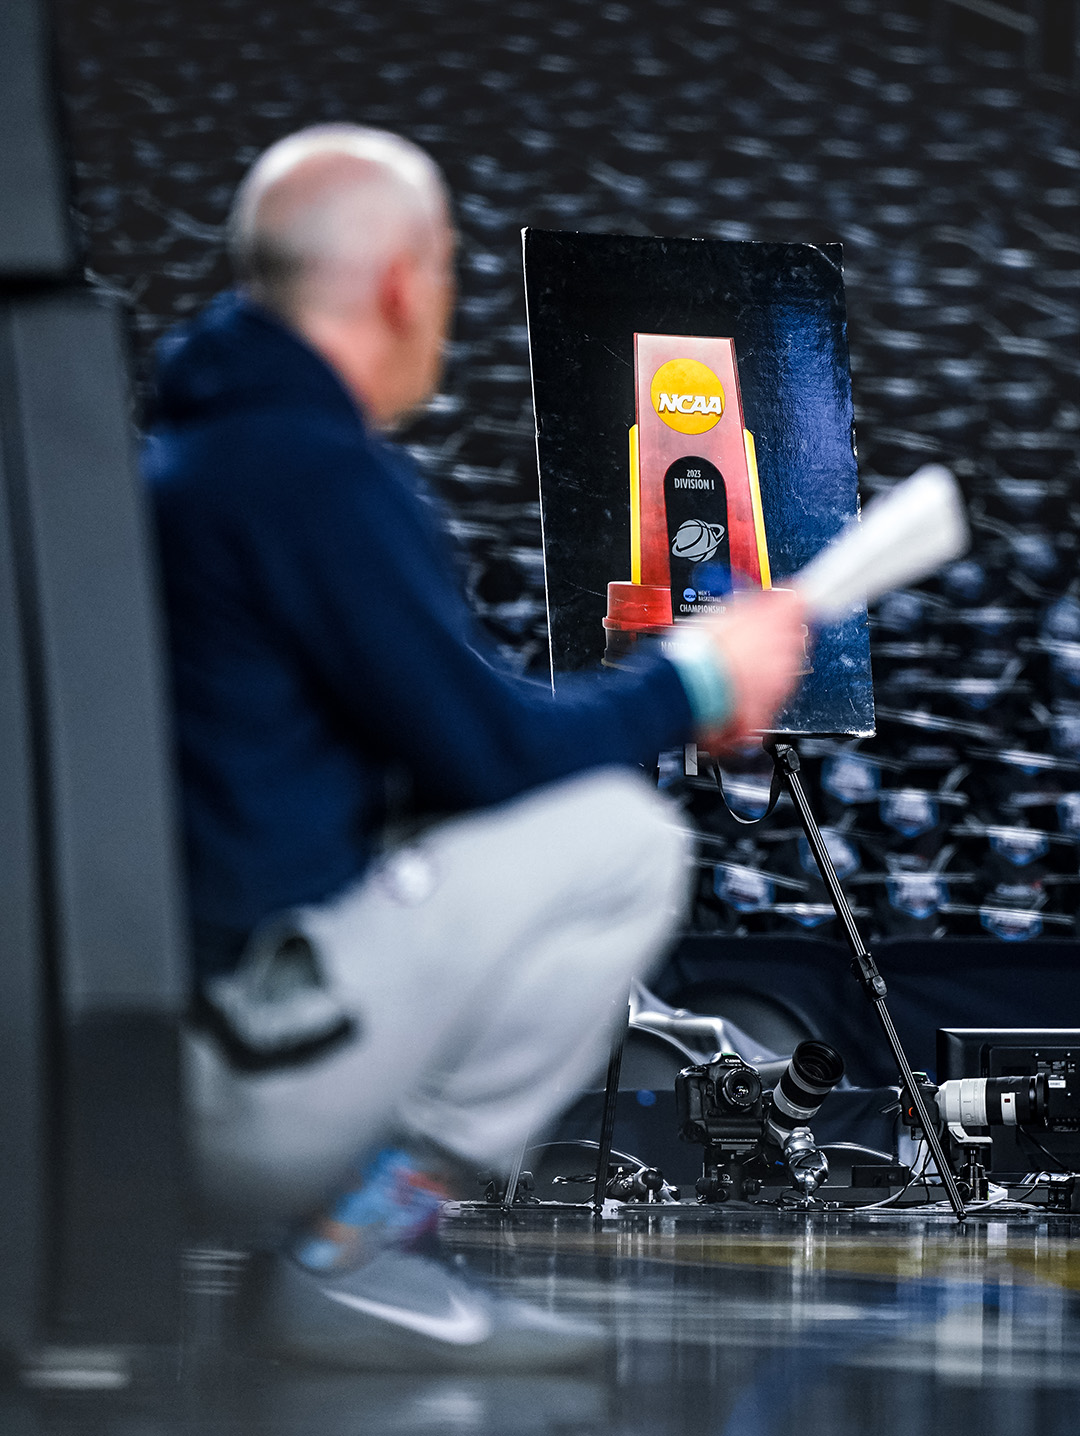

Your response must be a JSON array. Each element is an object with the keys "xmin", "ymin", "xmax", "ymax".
[{"xmin": 5, "ymin": 1207, "xmax": 1078, "ymax": 1436}]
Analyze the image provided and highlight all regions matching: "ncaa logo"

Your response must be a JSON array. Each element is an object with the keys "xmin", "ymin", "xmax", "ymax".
[
  {"xmin": 672, "ymin": 519, "xmax": 726, "ymax": 563},
  {"xmin": 650, "ymin": 358, "xmax": 726, "ymax": 435}
]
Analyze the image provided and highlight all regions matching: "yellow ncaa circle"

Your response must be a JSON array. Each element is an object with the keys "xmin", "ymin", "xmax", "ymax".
[{"xmin": 650, "ymin": 358, "xmax": 725, "ymax": 435}]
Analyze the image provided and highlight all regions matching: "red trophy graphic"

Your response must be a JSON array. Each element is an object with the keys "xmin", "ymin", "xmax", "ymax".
[{"xmin": 604, "ymin": 333, "xmax": 772, "ymax": 664}]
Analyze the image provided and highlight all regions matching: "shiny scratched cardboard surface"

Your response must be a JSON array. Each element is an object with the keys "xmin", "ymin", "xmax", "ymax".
[{"xmin": 525, "ymin": 229, "xmax": 875, "ymax": 736}]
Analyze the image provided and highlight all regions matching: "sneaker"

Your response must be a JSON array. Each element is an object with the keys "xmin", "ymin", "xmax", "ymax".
[{"xmin": 259, "ymin": 1247, "xmax": 610, "ymax": 1372}]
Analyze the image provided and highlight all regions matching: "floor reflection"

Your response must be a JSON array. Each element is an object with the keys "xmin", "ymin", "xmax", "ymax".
[
  {"xmin": 444, "ymin": 1210, "xmax": 1080, "ymax": 1436},
  {"xmin": 7, "ymin": 1210, "xmax": 1078, "ymax": 1435}
]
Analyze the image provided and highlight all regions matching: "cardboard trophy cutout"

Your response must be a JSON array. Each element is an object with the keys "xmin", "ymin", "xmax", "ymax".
[{"xmin": 523, "ymin": 229, "xmax": 875, "ymax": 737}]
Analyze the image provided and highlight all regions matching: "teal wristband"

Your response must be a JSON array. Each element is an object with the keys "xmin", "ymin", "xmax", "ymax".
[{"xmin": 666, "ymin": 625, "xmax": 734, "ymax": 731}]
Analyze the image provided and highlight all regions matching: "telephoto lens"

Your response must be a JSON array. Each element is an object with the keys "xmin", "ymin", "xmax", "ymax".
[
  {"xmin": 936, "ymin": 1074, "xmax": 1049, "ymax": 1136},
  {"xmin": 765, "ymin": 1040, "xmax": 846, "ymax": 1147}
]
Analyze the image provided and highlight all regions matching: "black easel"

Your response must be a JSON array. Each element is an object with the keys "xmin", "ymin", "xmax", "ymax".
[{"xmin": 766, "ymin": 739, "xmax": 967, "ymax": 1221}]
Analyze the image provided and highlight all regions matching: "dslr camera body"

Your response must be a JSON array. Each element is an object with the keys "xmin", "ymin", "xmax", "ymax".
[{"xmin": 676, "ymin": 1041, "xmax": 845, "ymax": 1202}]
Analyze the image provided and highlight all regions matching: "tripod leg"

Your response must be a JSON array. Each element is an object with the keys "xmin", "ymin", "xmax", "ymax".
[
  {"xmin": 502, "ymin": 1133, "xmax": 530, "ymax": 1212},
  {"xmin": 767, "ymin": 741, "xmax": 967, "ymax": 1221},
  {"xmin": 593, "ymin": 1004, "xmax": 629, "ymax": 1211},
  {"xmin": 870, "ymin": 994, "xmax": 966, "ymax": 1218}
]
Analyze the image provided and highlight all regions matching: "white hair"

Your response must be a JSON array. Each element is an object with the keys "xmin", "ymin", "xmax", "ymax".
[{"xmin": 228, "ymin": 125, "xmax": 450, "ymax": 317}]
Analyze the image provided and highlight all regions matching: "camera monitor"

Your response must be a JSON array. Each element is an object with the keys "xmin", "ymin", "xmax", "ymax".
[{"xmin": 523, "ymin": 229, "xmax": 874, "ymax": 737}]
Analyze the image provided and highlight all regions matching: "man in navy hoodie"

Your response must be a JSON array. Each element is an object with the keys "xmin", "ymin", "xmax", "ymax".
[{"xmin": 146, "ymin": 125, "xmax": 807, "ymax": 1370}]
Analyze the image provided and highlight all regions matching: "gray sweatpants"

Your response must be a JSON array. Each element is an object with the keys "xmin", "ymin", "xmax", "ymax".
[{"xmin": 185, "ymin": 767, "xmax": 692, "ymax": 1226}]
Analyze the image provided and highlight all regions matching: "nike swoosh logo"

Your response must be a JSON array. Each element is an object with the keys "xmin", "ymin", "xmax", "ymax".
[{"xmin": 325, "ymin": 1288, "xmax": 493, "ymax": 1345}]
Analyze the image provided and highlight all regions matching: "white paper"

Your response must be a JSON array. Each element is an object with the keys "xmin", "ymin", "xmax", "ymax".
[{"xmin": 795, "ymin": 464, "xmax": 970, "ymax": 621}]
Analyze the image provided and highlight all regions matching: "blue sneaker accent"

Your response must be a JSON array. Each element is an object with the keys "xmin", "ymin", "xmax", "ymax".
[{"xmin": 291, "ymin": 1147, "xmax": 451, "ymax": 1274}]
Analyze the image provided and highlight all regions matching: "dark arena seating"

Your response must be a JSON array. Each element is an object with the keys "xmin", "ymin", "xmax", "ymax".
[
  {"xmin": 1, "ymin": 1, "xmax": 1078, "ymax": 1432},
  {"xmin": 52, "ymin": 0, "xmax": 1079, "ymax": 949}
]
